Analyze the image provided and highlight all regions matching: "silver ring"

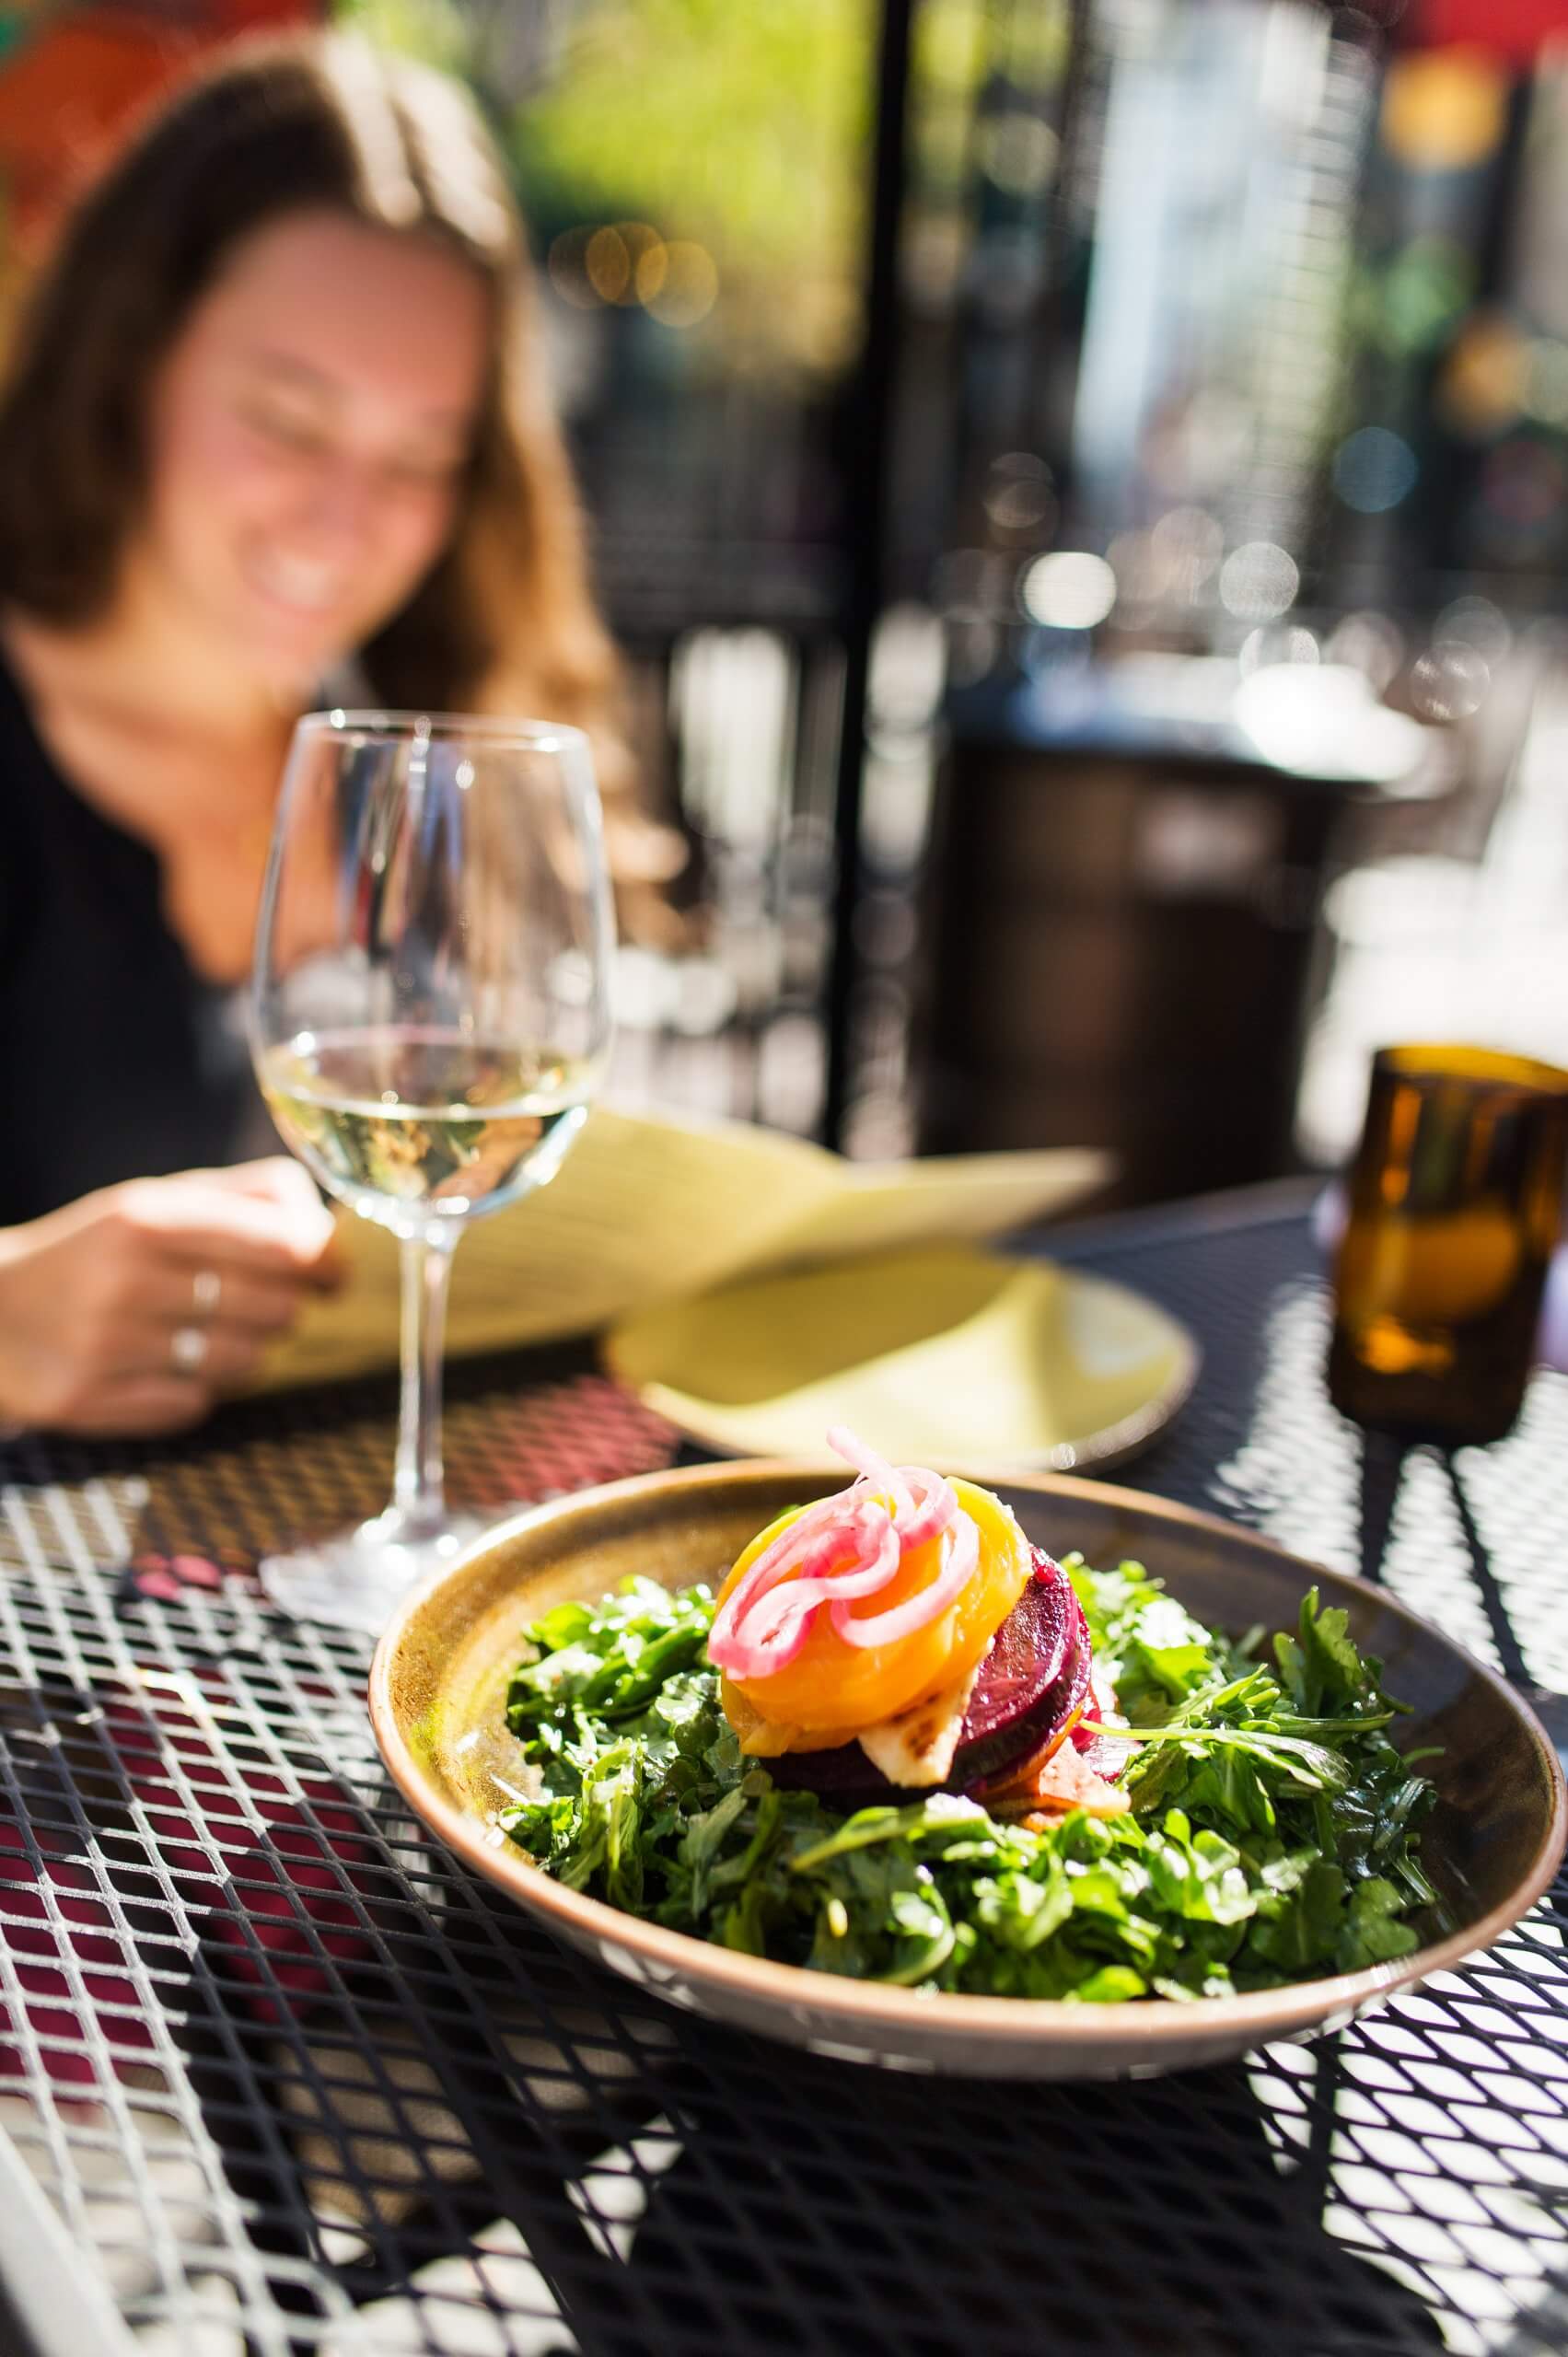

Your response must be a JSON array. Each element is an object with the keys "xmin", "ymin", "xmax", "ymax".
[
  {"xmin": 192, "ymin": 1269, "xmax": 222, "ymax": 1318},
  {"xmin": 170, "ymin": 1325, "xmax": 210, "ymax": 1375}
]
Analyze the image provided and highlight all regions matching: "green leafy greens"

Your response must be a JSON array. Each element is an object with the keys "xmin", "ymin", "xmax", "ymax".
[{"xmin": 498, "ymin": 1558, "xmax": 1444, "ymax": 2002}]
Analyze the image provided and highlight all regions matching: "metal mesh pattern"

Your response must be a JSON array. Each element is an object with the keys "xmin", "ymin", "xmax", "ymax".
[{"xmin": 0, "ymin": 1207, "xmax": 1564, "ymax": 2357}]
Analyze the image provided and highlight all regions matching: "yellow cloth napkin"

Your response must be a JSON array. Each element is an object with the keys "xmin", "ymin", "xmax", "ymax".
[{"xmin": 250, "ymin": 1105, "xmax": 1113, "ymax": 1394}]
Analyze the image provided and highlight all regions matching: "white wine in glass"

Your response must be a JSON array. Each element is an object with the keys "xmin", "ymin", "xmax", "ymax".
[{"xmin": 250, "ymin": 712, "xmax": 614, "ymax": 1632}]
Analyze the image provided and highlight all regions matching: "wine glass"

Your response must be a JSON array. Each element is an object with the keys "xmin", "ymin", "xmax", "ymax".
[{"xmin": 250, "ymin": 711, "xmax": 614, "ymax": 1632}]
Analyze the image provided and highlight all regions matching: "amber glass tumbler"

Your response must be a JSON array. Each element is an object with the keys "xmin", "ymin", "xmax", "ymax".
[{"xmin": 1328, "ymin": 1044, "xmax": 1568, "ymax": 1443}]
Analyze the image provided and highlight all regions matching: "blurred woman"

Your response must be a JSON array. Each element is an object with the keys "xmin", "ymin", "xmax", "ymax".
[{"xmin": 0, "ymin": 31, "xmax": 652, "ymax": 1434}]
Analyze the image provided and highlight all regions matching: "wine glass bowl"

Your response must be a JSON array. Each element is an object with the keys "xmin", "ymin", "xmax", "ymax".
[{"xmin": 250, "ymin": 711, "xmax": 613, "ymax": 1631}]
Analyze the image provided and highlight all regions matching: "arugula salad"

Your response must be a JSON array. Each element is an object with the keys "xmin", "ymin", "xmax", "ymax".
[{"xmin": 498, "ymin": 1557, "xmax": 1444, "ymax": 2003}]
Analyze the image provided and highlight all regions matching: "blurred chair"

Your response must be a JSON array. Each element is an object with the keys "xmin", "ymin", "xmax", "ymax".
[{"xmin": 915, "ymin": 656, "xmax": 1448, "ymax": 1209}]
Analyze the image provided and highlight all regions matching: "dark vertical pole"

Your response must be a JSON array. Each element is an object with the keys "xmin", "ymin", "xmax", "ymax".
[
  {"xmin": 821, "ymin": 0, "xmax": 914, "ymax": 1148},
  {"xmin": 1017, "ymin": 0, "xmax": 1093, "ymax": 460}
]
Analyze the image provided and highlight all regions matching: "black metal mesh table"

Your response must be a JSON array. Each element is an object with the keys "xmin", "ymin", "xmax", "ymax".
[{"xmin": 1, "ymin": 1189, "xmax": 1565, "ymax": 2357}]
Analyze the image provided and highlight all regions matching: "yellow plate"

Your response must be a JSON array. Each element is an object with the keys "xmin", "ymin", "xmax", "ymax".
[{"xmin": 601, "ymin": 1243, "xmax": 1199, "ymax": 1473}]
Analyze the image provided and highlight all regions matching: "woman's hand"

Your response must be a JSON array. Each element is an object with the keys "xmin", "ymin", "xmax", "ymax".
[{"xmin": 0, "ymin": 1158, "xmax": 341, "ymax": 1435}]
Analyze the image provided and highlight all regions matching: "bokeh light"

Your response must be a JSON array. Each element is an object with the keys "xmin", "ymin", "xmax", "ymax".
[
  {"xmin": 550, "ymin": 222, "xmax": 707, "ymax": 319},
  {"xmin": 1440, "ymin": 312, "xmax": 1527, "ymax": 437},
  {"xmin": 586, "ymin": 225, "xmax": 633, "ymax": 303},
  {"xmin": 1151, "ymin": 505, "xmax": 1224, "ymax": 586},
  {"xmin": 1019, "ymin": 551, "xmax": 1117, "ymax": 629},
  {"xmin": 1327, "ymin": 611, "xmax": 1405, "ymax": 691},
  {"xmin": 1409, "ymin": 644, "xmax": 1490, "ymax": 723},
  {"xmin": 978, "ymin": 112, "xmax": 1060, "ymax": 198},
  {"xmin": 1434, "ymin": 596, "xmax": 1510, "ymax": 664},
  {"xmin": 1374, "ymin": 238, "xmax": 1472, "ymax": 358},
  {"xmin": 1218, "ymin": 541, "xmax": 1299, "ymax": 622},
  {"xmin": 1332, "ymin": 425, "xmax": 1419, "ymax": 514},
  {"xmin": 645, "ymin": 241, "xmax": 719, "ymax": 326},
  {"xmin": 1234, "ymin": 664, "xmax": 1429, "ymax": 784},
  {"xmin": 983, "ymin": 452, "xmax": 1055, "ymax": 534},
  {"xmin": 634, "ymin": 241, "xmax": 669, "ymax": 303},
  {"xmin": 1379, "ymin": 49, "xmax": 1508, "ymax": 174},
  {"xmin": 1239, "ymin": 626, "xmax": 1319, "ymax": 676}
]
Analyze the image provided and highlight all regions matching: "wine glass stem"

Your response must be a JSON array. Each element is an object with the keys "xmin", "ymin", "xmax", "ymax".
[{"xmin": 392, "ymin": 1230, "xmax": 459, "ymax": 1540}]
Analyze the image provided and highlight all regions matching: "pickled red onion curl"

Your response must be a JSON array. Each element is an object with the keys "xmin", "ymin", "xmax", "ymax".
[
  {"xmin": 707, "ymin": 1429, "xmax": 982, "ymax": 1679},
  {"xmin": 825, "ymin": 1425, "xmax": 912, "ymax": 1520},
  {"xmin": 829, "ymin": 1513, "xmax": 978, "ymax": 1649}
]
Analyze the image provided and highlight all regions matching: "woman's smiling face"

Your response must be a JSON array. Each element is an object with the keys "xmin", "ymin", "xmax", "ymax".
[{"xmin": 138, "ymin": 209, "xmax": 490, "ymax": 690}]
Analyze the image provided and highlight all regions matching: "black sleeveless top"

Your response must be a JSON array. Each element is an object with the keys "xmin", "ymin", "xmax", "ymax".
[{"xmin": 0, "ymin": 647, "xmax": 273, "ymax": 1225}]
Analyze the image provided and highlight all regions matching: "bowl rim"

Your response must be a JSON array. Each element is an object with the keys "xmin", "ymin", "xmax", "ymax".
[{"xmin": 367, "ymin": 1458, "xmax": 1568, "ymax": 2051}]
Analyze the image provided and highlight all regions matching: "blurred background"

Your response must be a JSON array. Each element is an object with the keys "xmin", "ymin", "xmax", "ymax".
[{"xmin": 5, "ymin": 0, "xmax": 1568, "ymax": 1205}]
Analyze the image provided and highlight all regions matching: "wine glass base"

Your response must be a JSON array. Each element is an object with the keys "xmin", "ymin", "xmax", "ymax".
[{"xmin": 258, "ymin": 1504, "xmax": 492, "ymax": 1635}]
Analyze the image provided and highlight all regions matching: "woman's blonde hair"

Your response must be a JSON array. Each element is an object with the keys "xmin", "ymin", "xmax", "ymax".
[{"xmin": 0, "ymin": 31, "xmax": 628, "ymax": 781}]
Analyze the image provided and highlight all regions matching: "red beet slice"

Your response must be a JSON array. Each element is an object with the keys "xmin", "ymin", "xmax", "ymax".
[
  {"xmin": 967, "ymin": 1612, "xmax": 1093, "ymax": 1802},
  {"xmin": 954, "ymin": 1554, "xmax": 1077, "ymax": 1786},
  {"xmin": 763, "ymin": 1549, "xmax": 1089, "ymax": 1805}
]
